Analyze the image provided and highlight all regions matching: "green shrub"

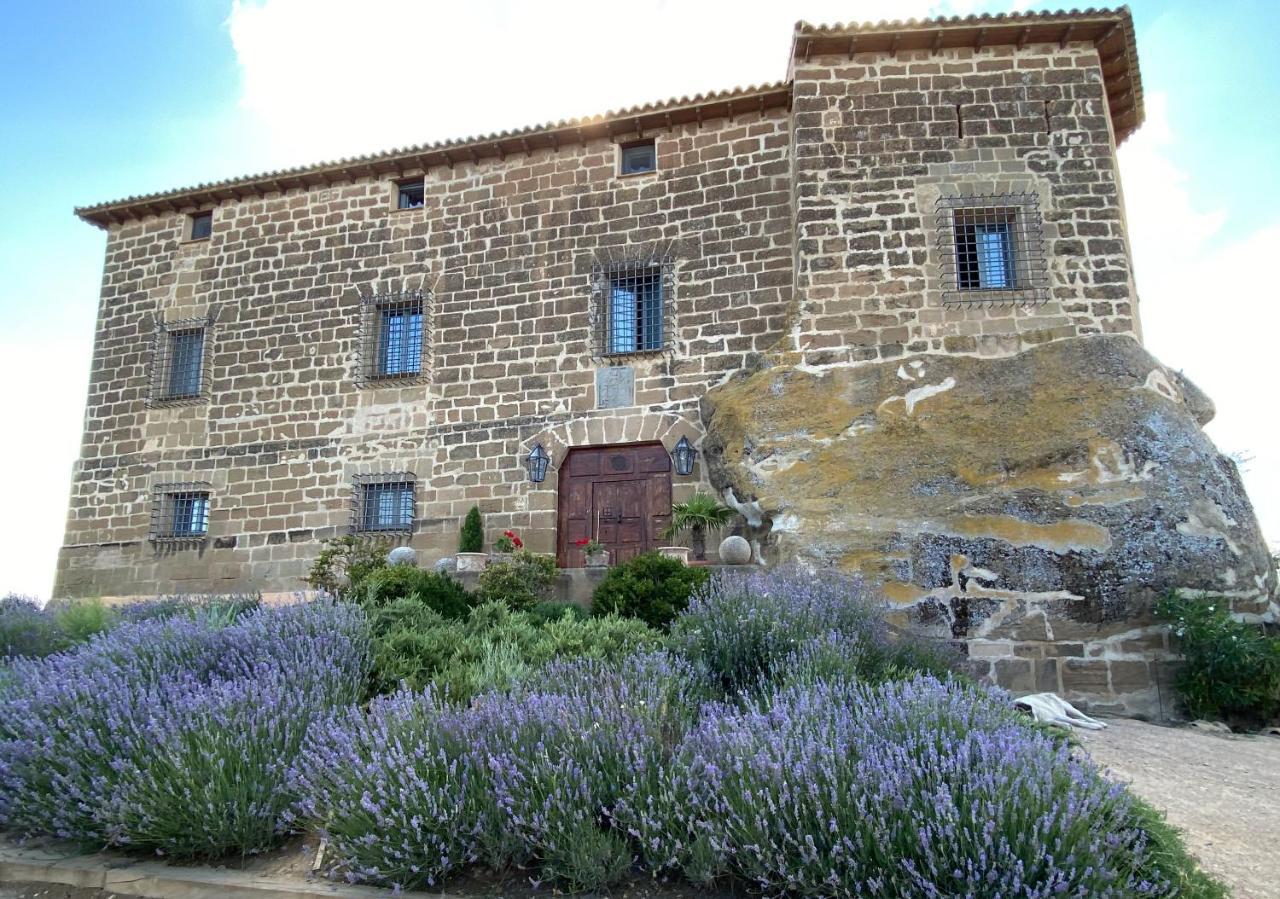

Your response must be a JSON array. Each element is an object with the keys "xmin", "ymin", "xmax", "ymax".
[
  {"xmin": 366, "ymin": 598, "xmax": 660, "ymax": 698},
  {"xmin": 49, "ymin": 598, "xmax": 117, "ymax": 645},
  {"xmin": 476, "ymin": 551, "xmax": 558, "ymax": 610},
  {"xmin": 459, "ymin": 505, "xmax": 484, "ymax": 553},
  {"xmin": 358, "ymin": 566, "xmax": 472, "ymax": 619},
  {"xmin": 304, "ymin": 535, "xmax": 390, "ymax": 595},
  {"xmin": 1155, "ymin": 592, "xmax": 1280, "ymax": 724},
  {"xmin": 527, "ymin": 601, "xmax": 588, "ymax": 624},
  {"xmin": 591, "ymin": 551, "xmax": 710, "ymax": 629}
]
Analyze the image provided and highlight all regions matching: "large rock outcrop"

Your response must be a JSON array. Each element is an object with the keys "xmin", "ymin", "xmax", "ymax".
[{"xmin": 702, "ymin": 335, "xmax": 1276, "ymax": 717}]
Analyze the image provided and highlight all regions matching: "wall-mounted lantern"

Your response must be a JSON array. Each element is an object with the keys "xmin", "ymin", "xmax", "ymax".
[
  {"xmin": 671, "ymin": 435, "xmax": 697, "ymax": 476},
  {"xmin": 525, "ymin": 443, "xmax": 551, "ymax": 483}
]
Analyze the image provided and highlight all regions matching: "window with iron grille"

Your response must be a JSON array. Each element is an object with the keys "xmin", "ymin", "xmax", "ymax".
[
  {"xmin": 935, "ymin": 193, "xmax": 1049, "ymax": 305},
  {"xmin": 619, "ymin": 139, "xmax": 656, "ymax": 176},
  {"xmin": 592, "ymin": 259, "xmax": 672, "ymax": 358},
  {"xmin": 151, "ymin": 484, "xmax": 211, "ymax": 542},
  {"xmin": 397, "ymin": 180, "xmax": 425, "ymax": 209},
  {"xmin": 189, "ymin": 211, "xmax": 212, "ymax": 241},
  {"xmin": 353, "ymin": 474, "xmax": 415, "ymax": 533},
  {"xmin": 150, "ymin": 318, "xmax": 211, "ymax": 404},
  {"xmin": 358, "ymin": 290, "xmax": 428, "ymax": 384}
]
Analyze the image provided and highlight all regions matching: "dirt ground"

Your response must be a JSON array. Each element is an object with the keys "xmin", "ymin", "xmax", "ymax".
[{"xmin": 1079, "ymin": 717, "xmax": 1280, "ymax": 899}]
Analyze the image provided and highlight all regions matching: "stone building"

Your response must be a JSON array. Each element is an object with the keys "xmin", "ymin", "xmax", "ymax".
[{"xmin": 57, "ymin": 9, "xmax": 1276, "ymax": 716}]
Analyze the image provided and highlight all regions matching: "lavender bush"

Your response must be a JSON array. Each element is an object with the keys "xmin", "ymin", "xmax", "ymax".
[
  {"xmin": 0, "ymin": 600, "xmax": 368, "ymax": 857},
  {"xmin": 290, "ymin": 652, "xmax": 702, "ymax": 892},
  {"xmin": 622, "ymin": 675, "xmax": 1158, "ymax": 898},
  {"xmin": 672, "ymin": 567, "xmax": 956, "ymax": 693}
]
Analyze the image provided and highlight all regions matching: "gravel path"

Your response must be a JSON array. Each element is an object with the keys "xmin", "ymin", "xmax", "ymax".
[{"xmin": 1079, "ymin": 718, "xmax": 1280, "ymax": 899}]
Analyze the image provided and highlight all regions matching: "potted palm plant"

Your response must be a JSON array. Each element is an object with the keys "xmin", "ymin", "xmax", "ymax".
[{"xmin": 661, "ymin": 492, "xmax": 735, "ymax": 562}]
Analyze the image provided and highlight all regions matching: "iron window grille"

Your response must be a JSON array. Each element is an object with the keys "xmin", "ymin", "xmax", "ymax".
[
  {"xmin": 591, "ymin": 258, "xmax": 673, "ymax": 359},
  {"xmin": 151, "ymin": 483, "xmax": 211, "ymax": 542},
  {"xmin": 352, "ymin": 474, "xmax": 416, "ymax": 534},
  {"xmin": 619, "ymin": 139, "xmax": 656, "ymax": 176},
  {"xmin": 189, "ymin": 211, "xmax": 212, "ymax": 240},
  {"xmin": 357, "ymin": 289, "xmax": 429, "ymax": 385},
  {"xmin": 935, "ymin": 193, "xmax": 1049, "ymax": 306},
  {"xmin": 397, "ymin": 180, "xmax": 425, "ymax": 209},
  {"xmin": 149, "ymin": 316, "xmax": 212, "ymax": 405}
]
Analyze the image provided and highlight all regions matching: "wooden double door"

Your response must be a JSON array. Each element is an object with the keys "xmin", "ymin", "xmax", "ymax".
[{"xmin": 556, "ymin": 442, "xmax": 672, "ymax": 567}]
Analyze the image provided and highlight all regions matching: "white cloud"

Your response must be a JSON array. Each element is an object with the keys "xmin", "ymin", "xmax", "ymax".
[
  {"xmin": 1119, "ymin": 93, "xmax": 1280, "ymax": 547},
  {"xmin": 227, "ymin": 0, "xmax": 964, "ymax": 167}
]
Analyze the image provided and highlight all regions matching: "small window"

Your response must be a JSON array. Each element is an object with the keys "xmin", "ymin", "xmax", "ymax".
[
  {"xmin": 936, "ymin": 193, "xmax": 1049, "ymax": 305},
  {"xmin": 359, "ymin": 290, "xmax": 426, "ymax": 382},
  {"xmin": 619, "ymin": 140, "xmax": 656, "ymax": 176},
  {"xmin": 150, "ymin": 319, "xmax": 210, "ymax": 404},
  {"xmin": 189, "ymin": 211, "xmax": 213, "ymax": 241},
  {"xmin": 151, "ymin": 485, "xmax": 211, "ymax": 541},
  {"xmin": 397, "ymin": 180, "xmax": 425, "ymax": 209},
  {"xmin": 353, "ymin": 475, "xmax": 415, "ymax": 533},
  {"xmin": 594, "ymin": 261, "xmax": 669, "ymax": 357}
]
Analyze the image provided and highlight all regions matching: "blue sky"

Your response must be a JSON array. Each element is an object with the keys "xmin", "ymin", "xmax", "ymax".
[{"xmin": 1, "ymin": 0, "xmax": 1277, "ymax": 597}]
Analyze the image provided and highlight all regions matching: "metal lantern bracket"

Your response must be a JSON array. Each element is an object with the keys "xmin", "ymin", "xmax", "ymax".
[
  {"xmin": 525, "ymin": 443, "xmax": 551, "ymax": 483},
  {"xmin": 672, "ymin": 435, "xmax": 697, "ymax": 476}
]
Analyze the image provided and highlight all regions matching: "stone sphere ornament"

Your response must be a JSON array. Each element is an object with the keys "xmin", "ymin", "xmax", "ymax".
[
  {"xmin": 387, "ymin": 546, "xmax": 418, "ymax": 567},
  {"xmin": 718, "ymin": 535, "xmax": 752, "ymax": 565}
]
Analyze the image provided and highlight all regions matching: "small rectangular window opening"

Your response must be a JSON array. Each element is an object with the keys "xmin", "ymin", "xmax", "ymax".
[
  {"xmin": 152, "ymin": 486, "xmax": 211, "ymax": 541},
  {"xmin": 619, "ymin": 140, "xmax": 656, "ymax": 176},
  {"xmin": 397, "ymin": 180, "xmax": 425, "ymax": 209},
  {"xmin": 165, "ymin": 328, "xmax": 205, "ymax": 398},
  {"xmin": 376, "ymin": 301, "xmax": 423, "ymax": 377},
  {"xmin": 607, "ymin": 265, "xmax": 664, "ymax": 355},
  {"xmin": 935, "ymin": 193, "xmax": 1049, "ymax": 306},
  {"xmin": 190, "ymin": 211, "xmax": 212, "ymax": 241},
  {"xmin": 355, "ymin": 478, "xmax": 415, "ymax": 532}
]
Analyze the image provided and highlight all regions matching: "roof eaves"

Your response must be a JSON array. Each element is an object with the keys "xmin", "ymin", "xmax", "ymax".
[{"xmin": 75, "ymin": 80, "xmax": 793, "ymax": 229}]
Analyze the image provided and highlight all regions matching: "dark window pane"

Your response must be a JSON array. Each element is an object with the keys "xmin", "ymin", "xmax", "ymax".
[
  {"xmin": 620, "ymin": 142, "xmax": 656, "ymax": 175},
  {"xmin": 361, "ymin": 482, "xmax": 413, "ymax": 530},
  {"xmin": 398, "ymin": 182, "xmax": 425, "ymax": 209},
  {"xmin": 377, "ymin": 305, "xmax": 423, "ymax": 375},
  {"xmin": 190, "ymin": 212, "xmax": 212, "ymax": 240},
  {"xmin": 166, "ymin": 329, "xmax": 204, "ymax": 397},
  {"xmin": 955, "ymin": 208, "xmax": 1016, "ymax": 290},
  {"xmin": 607, "ymin": 266, "xmax": 663, "ymax": 354},
  {"xmin": 168, "ymin": 492, "xmax": 209, "ymax": 537}
]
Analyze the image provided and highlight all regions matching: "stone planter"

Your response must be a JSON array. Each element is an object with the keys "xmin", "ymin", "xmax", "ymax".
[
  {"xmin": 586, "ymin": 550, "xmax": 610, "ymax": 568},
  {"xmin": 718, "ymin": 535, "xmax": 752, "ymax": 565},
  {"xmin": 657, "ymin": 546, "xmax": 691, "ymax": 564},
  {"xmin": 455, "ymin": 552, "xmax": 488, "ymax": 573}
]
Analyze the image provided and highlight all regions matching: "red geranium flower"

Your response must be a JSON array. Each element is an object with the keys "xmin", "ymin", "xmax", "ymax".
[
  {"xmin": 574, "ymin": 537, "xmax": 590, "ymax": 547},
  {"xmin": 502, "ymin": 529, "xmax": 523, "ymax": 549}
]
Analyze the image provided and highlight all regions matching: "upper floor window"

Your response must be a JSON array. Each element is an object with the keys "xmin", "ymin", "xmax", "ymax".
[
  {"xmin": 149, "ymin": 318, "xmax": 211, "ymax": 405},
  {"xmin": 353, "ymin": 474, "xmax": 415, "ymax": 533},
  {"xmin": 151, "ymin": 484, "xmax": 211, "ymax": 541},
  {"xmin": 189, "ymin": 211, "xmax": 213, "ymax": 241},
  {"xmin": 358, "ymin": 289, "xmax": 428, "ymax": 384},
  {"xmin": 593, "ymin": 259, "xmax": 672, "ymax": 358},
  {"xmin": 397, "ymin": 180, "xmax": 425, "ymax": 209},
  {"xmin": 619, "ymin": 139, "xmax": 656, "ymax": 176},
  {"xmin": 936, "ymin": 193, "xmax": 1049, "ymax": 305}
]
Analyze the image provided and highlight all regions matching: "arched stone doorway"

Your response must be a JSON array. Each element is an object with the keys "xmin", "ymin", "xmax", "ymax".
[{"xmin": 556, "ymin": 442, "xmax": 672, "ymax": 567}]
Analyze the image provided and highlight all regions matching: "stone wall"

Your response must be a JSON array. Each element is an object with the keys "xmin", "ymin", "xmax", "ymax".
[
  {"xmin": 55, "ymin": 109, "xmax": 792, "ymax": 596},
  {"xmin": 788, "ymin": 42, "xmax": 1139, "ymax": 366}
]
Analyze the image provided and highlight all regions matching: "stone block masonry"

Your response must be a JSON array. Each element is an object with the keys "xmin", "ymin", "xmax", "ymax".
[{"xmin": 61, "ymin": 11, "xmax": 1260, "ymax": 720}]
